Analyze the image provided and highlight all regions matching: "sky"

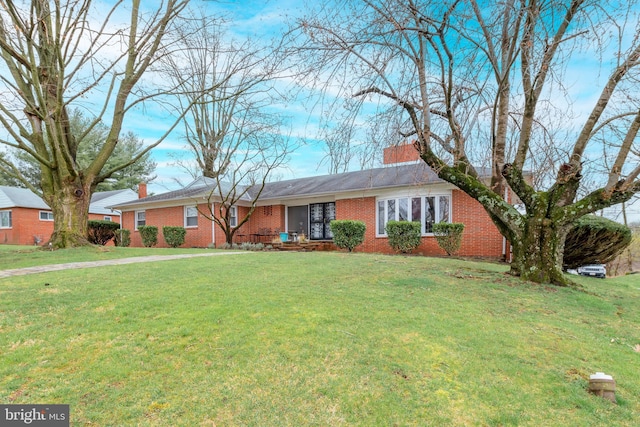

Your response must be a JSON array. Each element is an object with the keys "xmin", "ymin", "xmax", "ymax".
[
  {"xmin": 122, "ymin": 0, "xmax": 640, "ymax": 224},
  {"xmin": 125, "ymin": 0, "xmax": 323, "ymax": 194},
  {"xmin": 1, "ymin": 0, "xmax": 638, "ymax": 223}
]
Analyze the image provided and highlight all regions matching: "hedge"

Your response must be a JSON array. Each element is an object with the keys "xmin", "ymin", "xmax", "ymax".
[
  {"xmin": 114, "ymin": 229, "xmax": 131, "ymax": 247},
  {"xmin": 87, "ymin": 220, "xmax": 120, "ymax": 245},
  {"xmin": 330, "ymin": 220, "xmax": 366, "ymax": 252},
  {"xmin": 138, "ymin": 225, "xmax": 158, "ymax": 247},
  {"xmin": 386, "ymin": 220, "xmax": 421, "ymax": 253},
  {"xmin": 432, "ymin": 222, "xmax": 464, "ymax": 256},
  {"xmin": 163, "ymin": 226, "xmax": 186, "ymax": 248},
  {"xmin": 563, "ymin": 215, "xmax": 632, "ymax": 269}
]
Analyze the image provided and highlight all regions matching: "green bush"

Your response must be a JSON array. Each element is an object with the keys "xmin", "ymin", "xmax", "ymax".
[
  {"xmin": 563, "ymin": 215, "xmax": 632, "ymax": 269},
  {"xmin": 138, "ymin": 225, "xmax": 158, "ymax": 247},
  {"xmin": 162, "ymin": 226, "xmax": 186, "ymax": 248},
  {"xmin": 87, "ymin": 220, "xmax": 120, "ymax": 245},
  {"xmin": 432, "ymin": 222, "xmax": 465, "ymax": 256},
  {"xmin": 386, "ymin": 220, "xmax": 421, "ymax": 253},
  {"xmin": 114, "ymin": 229, "xmax": 131, "ymax": 247},
  {"xmin": 330, "ymin": 220, "xmax": 366, "ymax": 252}
]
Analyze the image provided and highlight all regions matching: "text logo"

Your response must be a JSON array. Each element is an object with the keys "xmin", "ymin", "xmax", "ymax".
[{"xmin": 0, "ymin": 405, "xmax": 69, "ymax": 426}]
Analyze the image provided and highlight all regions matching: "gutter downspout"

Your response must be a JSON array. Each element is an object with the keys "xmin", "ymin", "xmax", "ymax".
[{"xmin": 211, "ymin": 202, "xmax": 216, "ymax": 247}]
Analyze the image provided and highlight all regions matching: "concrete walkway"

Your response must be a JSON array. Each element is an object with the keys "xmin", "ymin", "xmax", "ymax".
[{"xmin": 0, "ymin": 251, "xmax": 250, "ymax": 279}]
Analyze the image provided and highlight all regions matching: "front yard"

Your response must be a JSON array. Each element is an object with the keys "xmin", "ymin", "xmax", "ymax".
[{"xmin": 1, "ymin": 248, "xmax": 638, "ymax": 425}]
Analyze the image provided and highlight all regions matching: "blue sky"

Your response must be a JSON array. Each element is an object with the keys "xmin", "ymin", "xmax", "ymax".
[
  {"xmin": 124, "ymin": 0, "xmax": 328, "ymax": 194},
  {"xmin": 122, "ymin": 1, "xmax": 640, "ymax": 223},
  {"xmin": 3, "ymin": 0, "xmax": 628, "ymax": 223}
]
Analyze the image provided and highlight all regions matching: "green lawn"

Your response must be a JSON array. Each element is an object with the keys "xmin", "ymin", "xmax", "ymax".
[{"xmin": 1, "ymin": 248, "xmax": 638, "ymax": 426}]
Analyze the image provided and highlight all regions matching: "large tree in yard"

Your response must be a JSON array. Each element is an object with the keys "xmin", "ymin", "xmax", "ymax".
[
  {"xmin": 163, "ymin": 12, "xmax": 293, "ymax": 245},
  {"xmin": 0, "ymin": 110, "xmax": 156, "ymax": 191},
  {"xmin": 0, "ymin": 0, "xmax": 187, "ymax": 248},
  {"xmin": 294, "ymin": 0, "xmax": 640, "ymax": 286}
]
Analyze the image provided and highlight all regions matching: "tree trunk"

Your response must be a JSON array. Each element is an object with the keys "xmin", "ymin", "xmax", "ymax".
[
  {"xmin": 46, "ymin": 182, "xmax": 92, "ymax": 249},
  {"xmin": 508, "ymin": 211, "xmax": 575, "ymax": 287},
  {"xmin": 225, "ymin": 229, "xmax": 234, "ymax": 245}
]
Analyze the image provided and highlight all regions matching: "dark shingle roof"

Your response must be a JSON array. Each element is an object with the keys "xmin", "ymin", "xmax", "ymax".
[
  {"xmin": 254, "ymin": 162, "xmax": 446, "ymax": 199},
  {"xmin": 111, "ymin": 177, "xmax": 252, "ymax": 208},
  {"xmin": 112, "ymin": 162, "xmax": 489, "ymax": 210}
]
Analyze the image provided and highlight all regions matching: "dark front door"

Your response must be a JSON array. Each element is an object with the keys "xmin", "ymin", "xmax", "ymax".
[
  {"xmin": 309, "ymin": 202, "xmax": 335, "ymax": 240},
  {"xmin": 288, "ymin": 205, "xmax": 308, "ymax": 236}
]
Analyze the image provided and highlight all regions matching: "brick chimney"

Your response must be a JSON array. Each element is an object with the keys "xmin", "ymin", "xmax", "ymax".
[
  {"xmin": 138, "ymin": 183, "xmax": 147, "ymax": 199},
  {"xmin": 383, "ymin": 142, "xmax": 421, "ymax": 165}
]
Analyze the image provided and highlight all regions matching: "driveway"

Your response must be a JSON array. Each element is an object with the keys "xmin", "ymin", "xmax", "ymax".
[{"xmin": 0, "ymin": 251, "xmax": 249, "ymax": 279}]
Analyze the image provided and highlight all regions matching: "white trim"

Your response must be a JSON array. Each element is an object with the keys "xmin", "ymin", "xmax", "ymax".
[
  {"xmin": 0, "ymin": 210, "xmax": 11, "ymax": 228},
  {"xmin": 184, "ymin": 205, "xmax": 199, "ymax": 228},
  {"xmin": 211, "ymin": 203, "xmax": 216, "ymax": 245},
  {"xmin": 229, "ymin": 206, "xmax": 237, "ymax": 228},
  {"xmin": 375, "ymin": 192, "xmax": 452, "ymax": 237},
  {"xmin": 39, "ymin": 211, "xmax": 54, "ymax": 221},
  {"xmin": 134, "ymin": 210, "xmax": 146, "ymax": 230}
]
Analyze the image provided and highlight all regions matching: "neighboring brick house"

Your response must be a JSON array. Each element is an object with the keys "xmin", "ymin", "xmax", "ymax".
[
  {"xmin": 111, "ymin": 145, "xmax": 512, "ymax": 259},
  {"xmin": 0, "ymin": 186, "xmax": 135, "ymax": 246}
]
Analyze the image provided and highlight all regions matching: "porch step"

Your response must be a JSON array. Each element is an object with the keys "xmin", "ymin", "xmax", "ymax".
[{"xmin": 272, "ymin": 241, "xmax": 336, "ymax": 252}]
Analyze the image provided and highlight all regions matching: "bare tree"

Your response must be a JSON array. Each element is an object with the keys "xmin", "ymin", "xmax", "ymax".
[
  {"xmin": 163, "ymin": 12, "xmax": 294, "ymax": 244},
  {"xmin": 292, "ymin": 0, "xmax": 640, "ymax": 286},
  {"xmin": 198, "ymin": 132, "xmax": 291, "ymax": 245},
  {"xmin": 0, "ymin": 0, "xmax": 188, "ymax": 248},
  {"xmin": 0, "ymin": 109, "xmax": 156, "ymax": 191},
  {"xmin": 318, "ymin": 122, "xmax": 356, "ymax": 174}
]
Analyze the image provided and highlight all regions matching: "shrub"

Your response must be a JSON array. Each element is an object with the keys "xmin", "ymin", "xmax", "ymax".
[
  {"xmin": 240, "ymin": 242, "xmax": 264, "ymax": 251},
  {"xmin": 330, "ymin": 220, "xmax": 366, "ymax": 252},
  {"xmin": 162, "ymin": 226, "xmax": 186, "ymax": 248},
  {"xmin": 138, "ymin": 225, "xmax": 158, "ymax": 247},
  {"xmin": 114, "ymin": 229, "xmax": 131, "ymax": 247},
  {"xmin": 87, "ymin": 220, "xmax": 120, "ymax": 245},
  {"xmin": 432, "ymin": 222, "xmax": 465, "ymax": 256},
  {"xmin": 386, "ymin": 221, "xmax": 421, "ymax": 253},
  {"xmin": 563, "ymin": 215, "xmax": 632, "ymax": 269}
]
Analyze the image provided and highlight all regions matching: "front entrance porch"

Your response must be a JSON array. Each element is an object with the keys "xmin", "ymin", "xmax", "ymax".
[{"xmin": 288, "ymin": 202, "xmax": 336, "ymax": 241}]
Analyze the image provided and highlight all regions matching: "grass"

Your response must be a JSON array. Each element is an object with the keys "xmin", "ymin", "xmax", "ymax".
[{"xmin": 1, "ymin": 247, "xmax": 639, "ymax": 426}]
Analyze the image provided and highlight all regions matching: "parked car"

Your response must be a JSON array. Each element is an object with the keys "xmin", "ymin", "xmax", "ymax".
[{"xmin": 577, "ymin": 264, "xmax": 606, "ymax": 278}]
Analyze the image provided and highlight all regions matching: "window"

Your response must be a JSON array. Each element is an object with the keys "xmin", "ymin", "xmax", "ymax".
[
  {"xmin": 185, "ymin": 206, "xmax": 198, "ymax": 227},
  {"xmin": 104, "ymin": 216, "xmax": 112, "ymax": 222},
  {"xmin": 39, "ymin": 211, "xmax": 54, "ymax": 221},
  {"xmin": 135, "ymin": 210, "xmax": 146, "ymax": 230},
  {"xmin": 376, "ymin": 194, "xmax": 451, "ymax": 236},
  {"xmin": 229, "ymin": 206, "xmax": 237, "ymax": 228},
  {"xmin": 0, "ymin": 210, "xmax": 11, "ymax": 228}
]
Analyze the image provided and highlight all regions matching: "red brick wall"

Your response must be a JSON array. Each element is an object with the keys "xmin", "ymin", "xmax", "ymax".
[
  {"xmin": 335, "ymin": 190, "xmax": 504, "ymax": 257},
  {"xmin": 122, "ymin": 203, "xmax": 215, "ymax": 248},
  {"xmin": 383, "ymin": 143, "xmax": 421, "ymax": 165},
  {"xmin": 0, "ymin": 208, "xmax": 53, "ymax": 246},
  {"xmin": 242, "ymin": 205, "xmax": 285, "ymax": 235},
  {"xmin": 0, "ymin": 208, "xmax": 119, "ymax": 246},
  {"xmin": 120, "ymin": 191, "xmax": 505, "ymax": 258}
]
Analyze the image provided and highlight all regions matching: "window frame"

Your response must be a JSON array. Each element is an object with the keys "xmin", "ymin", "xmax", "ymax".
[
  {"xmin": 228, "ymin": 206, "xmax": 238, "ymax": 228},
  {"xmin": 184, "ymin": 206, "xmax": 199, "ymax": 228},
  {"xmin": 39, "ymin": 211, "xmax": 54, "ymax": 221},
  {"xmin": 135, "ymin": 210, "xmax": 146, "ymax": 230},
  {"xmin": 376, "ymin": 193, "xmax": 452, "ymax": 237},
  {"xmin": 0, "ymin": 210, "xmax": 11, "ymax": 228}
]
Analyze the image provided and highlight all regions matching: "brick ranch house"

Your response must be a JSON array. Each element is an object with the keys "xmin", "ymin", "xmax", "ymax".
[
  {"xmin": 112, "ymin": 145, "xmax": 513, "ymax": 259},
  {"xmin": 0, "ymin": 186, "xmax": 136, "ymax": 246}
]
